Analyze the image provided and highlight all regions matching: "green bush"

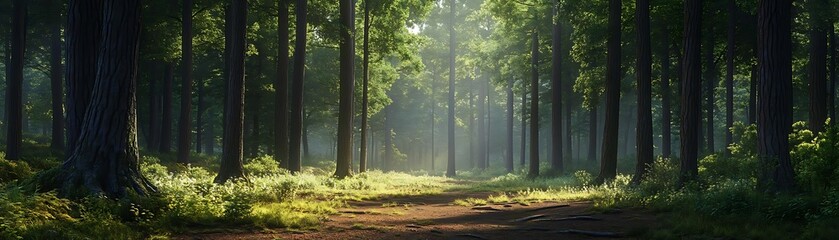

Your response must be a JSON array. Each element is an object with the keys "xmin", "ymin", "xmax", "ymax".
[{"xmin": 0, "ymin": 158, "xmax": 33, "ymax": 184}]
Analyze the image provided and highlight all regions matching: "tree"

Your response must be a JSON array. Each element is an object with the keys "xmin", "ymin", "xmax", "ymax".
[
  {"xmin": 334, "ymin": 0, "xmax": 355, "ymax": 178},
  {"xmin": 60, "ymin": 0, "xmax": 156, "ymax": 197},
  {"xmin": 660, "ymin": 28, "xmax": 672, "ymax": 159},
  {"xmin": 704, "ymin": 16, "xmax": 716, "ymax": 154},
  {"xmin": 289, "ymin": 0, "xmax": 308, "ymax": 173},
  {"xmin": 724, "ymin": 0, "xmax": 735, "ymax": 157},
  {"xmin": 808, "ymin": 0, "xmax": 828, "ymax": 133},
  {"xmin": 680, "ymin": 0, "xmax": 701, "ymax": 184},
  {"xmin": 756, "ymin": 0, "xmax": 795, "ymax": 192},
  {"xmin": 50, "ymin": 1, "xmax": 64, "ymax": 152},
  {"xmin": 446, "ymin": 0, "xmax": 456, "ymax": 177},
  {"xmin": 588, "ymin": 104, "xmax": 597, "ymax": 164},
  {"xmin": 6, "ymin": 0, "xmax": 25, "ymax": 160},
  {"xmin": 214, "ymin": 0, "xmax": 248, "ymax": 183},
  {"xmin": 831, "ymin": 27, "xmax": 837, "ymax": 121},
  {"xmin": 160, "ymin": 63, "xmax": 174, "ymax": 152},
  {"xmin": 506, "ymin": 76, "xmax": 514, "ymax": 173},
  {"xmin": 550, "ymin": 3, "xmax": 563, "ymax": 173},
  {"xmin": 633, "ymin": 0, "xmax": 652, "ymax": 184},
  {"xmin": 528, "ymin": 31, "xmax": 540, "ymax": 179},
  {"xmin": 66, "ymin": 0, "xmax": 101, "ymax": 155},
  {"xmin": 177, "ymin": 0, "xmax": 194, "ymax": 164},
  {"xmin": 276, "ymin": 0, "xmax": 290, "ymax": 169},
  {"xmin": 358, "ymin": 0, "xmax": 370, "ymax": 173},
  {"xmin": 477, "ymin": 75, "xmax": 487, "ymax": 170},
  {"xmin": 596, "ymin": 0, "xmax": 621, "ymax": 183}
]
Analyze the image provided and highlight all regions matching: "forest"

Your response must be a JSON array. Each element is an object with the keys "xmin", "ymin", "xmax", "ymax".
[{"xmin": 0, "ymin": 0, "xmax": 837, "ymax": 239}]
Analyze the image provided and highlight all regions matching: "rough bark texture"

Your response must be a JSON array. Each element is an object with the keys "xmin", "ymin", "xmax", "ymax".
[
  {"xmin": 50, "ymin": 14, "xmax": 65, "ymax": 152},
  {"xmin": 633, "ymin": 0, "xmax": 653, "ymax": 184},
  {"xmin": 725, "ymin": 0, "xmax": 736, "ymax": 157},
  {"xmin": 680, "ymin": 0, "xmax": 701, "ymax": 184},
  {"xmin": 177, "ymin": 0, "xmax": 194, "ymax": 164},
  {"xmin": 808, "ymin": 0, "xmax": 828, "ymax": 133},
  {"xmin": 550, "ymin": 5, "xmax": 564, "ymax": 173},
  {"xmin": 276, "ymin": 0, "xmax": 290, "ymax": 169},
  {"xmin": 757, "ymin": 0, "xmax": 795, "ymax": 192},
  {"xmin": 661, "ymin": 32, "xmax": 672, "ymax": 159},
  {"xmin": 6, "ymin": 0, "xmax": 26, "ymax": 160},
  {"xmin": 160, "ymin": 64, "xmax": 174, "ymax": 153},
  {"xmin": 446, "ymin": 0, "xmax": 456, "ymax": 177},
  {"xmin": 506, "ymin": 77, "xmax": 514, "ymax": 173},
  {"xmin": 528, "ymin": 32, "xmax": 540, "ymax": 179},
  {"xmin": 215, "ymin": 0, "xmax": 248, "ymax": 183},
  {"xmin": 334, "ymin": 0, "xmax": 355, "ymax": 178},
  {"xmin": 597, "ymin": 0, "xmax": 621, "ymax": 183},
  {"xmin": 60, "ymin": 0, "xmax": 156, "ymax": 197},
  {"xmin": 289, "ymin": 0, "xmax": 308, "ymax": 173},
  {"xmin": 359, "ymin": 0, "xmax": 370, "ymax": 173},
  {"xmin": 65, "ymin": 0, "xmax": 101, "ymax": 155}
]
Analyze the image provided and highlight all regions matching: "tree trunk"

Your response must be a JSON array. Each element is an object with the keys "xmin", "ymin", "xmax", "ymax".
[
  {"xmin": 359, "ymin": 0, "xmax": 370, "ymax": 173},
  {"xmin": 596, "ymin": 0, "xmax": 621, "ymax": 183},
  {"xmin": 704, "ymin": 22, "xmax": 716, "ymax": 154},
  {"xmin": 148, "ymin": 63, "xmax": 160, "ymax": 150},
  {"xmin": 506, "ymin": 77, "xmax": 514, "ymax": 172},
  {"xmin": 588, "ymin": 104, "xmax": 597, "ymax": 164},
  {"xmin": 633, "ymin": 0, "xmax": 653, "ymax": 184},
  {"xmin": 160, "ymin": 63, "xmax": 174, "ymax": 153},
  {"xmin": 468, "ymin": 88, "xmax": 474, "ymax": 169},
  {"xmin": 724, "ymin": 0, "xmax": 736, "ymax": 157},
  {"xmin": 430, "ymin": 75, "xmax": 436, "ymax": 172},
  {"xmin": 477, "ymin": 75, "xmax": 487, "ymax": 170},
  {"xmin": 65, "ymin": 0, "xmax": 101, "ymax": 154},
  {"xmin": 60, "ymin": 0, "xmax": 156, "ymax": 197},
  {"xmin": 289, "ymin": 0, "xmax": 308, "ymax": 173},
  {"xmin": 6, "ymin": 0, "xmax": 26, "ymax": 160},
  {"xmin": 749, "ymin": 64, "xmax": 757, "ymax": 124},
  {"xmin": 196, "ymin": 75, "xmax": 205, "ymax": 153},
  {"xmin": 177, "ymin": 0, "xmax": 194, "ymax": 164},
  {"xmin": 830, "ymin": 26, "xmax": 837, "ymax": 122},
  {"xmin": 521, "ymin": 82, "xmax": 527, "ymax": 167},
  {"xmin": 275, "ymin": 0, "xmax": 290, "ymax": 169},
  {"xmin": 661, "ymin": 31, "xmax": 672, "ymax": 159},
  {"xmin": 808, "ymin": 0, "xmax": 828, "ymax": 133},
  {"xmin": 446, "ymin": 0, "xmax": 456, "ymax": 177},
  {"xmin": 680, "ymin": 0, "xmax": 702, "ymax": 184},
  {"xmin": 528, "ymin": 32, "xmax": 540, "ymax": 179},
  {"xmin": 550, "ymin": 4, "xmax": 563, "ymax": 173},
  {"xmin": 205, "ymin": 117, "xmax": 214, "ymax": 154},
  {"xmin": 757, "ymin": 0, "xmax": 795, "ymax": 192},
  {"xmin": 50, "ymin": 14, "xmax": 64, "ymax": 152},
  {"xmin": 384, "ymin": 107, "xmax": 393, "ymax": 171},
  {"xmin": 214, "ymin": 0, "xmax": 248, "ymax": 183},
  {"xmin": 334, "ymin": 0, "xmax": 355, "ymax": 178}
]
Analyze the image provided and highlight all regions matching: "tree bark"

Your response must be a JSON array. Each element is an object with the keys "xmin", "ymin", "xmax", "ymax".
[
  {"xmin": 148, "ymin": 63, "xmax": 160, "ymax": 150},
  {"xmin": 724, "ymin": 0, "xmax": 736, "ymax": 157},
  {"xmin": 661, "ymin": 31, "xmax": 672, "ymax": 159},
  {"xmin": 633, "ymin": 0, "xmax": 653, "ymax": 184},
  {"xmin": 6, "ymin": 0, "xmax": 26, "ymax": 160},
  {"xmin": 704, "ymin": 21, "xmax": 716, "ymax": 154},
  {"xmin": 588, "ymin": 104, "xmax": 597, "ymax": 164},
  {"xmin": 596, "ymin": 0, "xmax": 621, "ymax": 183},
  {"xmin": 830, "ymin": 26, "xmax": 837, "ymax": 122},
  {"xmin": 808, "ymin": 0, "xmax": 828, "ymax": 133},
  {"xmin": 60, "ymin": 0, "xmax": 156, "ymax": 197},
  {"xmin": 446, "ymin": 0, "xmax": 456, "ymax": 177},
  {"xmin": 334, "ymin": 0, "xmax": 355, "ymax": 178},
  {"xmin": 477, "ymin": 75, "xmax": 487, "ymax": 170},
  {"xmin": 65, "ymin": 0, "xmax": 101, "ymax": 155},
  {"xmin": 506, "ymin": 76, "xmax": 514, "ymax": 172},
  {"xmin": 521, "ymin": 85, "xmax": 527, "ymax": 167},
  {"xmin": 289, "ymin": 0, "xmax": 308, "ymax": 173},
  {"xmin": 680, "ymin": 0, "xmax": 702, "ymax": 184},
  {"xmin": 160, "ymin": 63, "xmax": 174, "ymax": 153},
  {"xmin": 196, "ymin": 74, "xmax": 205, "ymax": 153},
  {"xmin": 384, "ymin": 106, "xmax": 393, "ymax": 171},
  {"xmin": 528, "ymin": 32, "xmax": 540, "ymax": 179},
  {"xmin": 359, "ymin": 0, "xmax": 370, "ymax": 173},
  {"xmin": 177, "ymin": 0, "xmax": 194, "ymax": 163},
  {"xmin": 757, "ymin": 0, "xmax": 795, "ymax": 192},
  {"xmin": 214, "ymin": 0, "xmax": 248, "ymax": 183},
  {"xmin": 276, "ymin": 0, "xmax": 290, "ymax": 169},
  {"xmin": 550, "ymin": 4, "xmax": 564, "ymax": 173},
  {"xmin": 50, "ymin": 13, "xmax": 65, "ymax": 152}
]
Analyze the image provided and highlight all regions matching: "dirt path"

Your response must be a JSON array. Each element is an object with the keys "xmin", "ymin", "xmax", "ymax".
[{"xmin": 179, "ymin": 192, "xmax": 658, "ymax": 240}]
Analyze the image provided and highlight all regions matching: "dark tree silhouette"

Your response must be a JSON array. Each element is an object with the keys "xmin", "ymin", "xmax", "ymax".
[
  {"xmin": 660, "ymin": 29, "xmax": 672, "ymax": 159},
  {"xmin": 596, "ymin": 0, "xmax": 622, "ymax": 183},
  {"xmin": 334, "ymin": 0, "xmax": 355, "ymax": 178},
  {"xmin": 724, "ymin": 0, "xmax": 736, "ymax": 157},
  {"xmin": 6, "ymin": 0, "xmax": 26, "ymax": 160},
  {"xmin": 831, "ymin": 27, "xmax": 837, "ymax": 121},
  {"xmin": 50, "ymin": 6, "xmax": 64, "ymax": 152},
  {"xmin": 704, "ymin": 21, "xmax": 716, "ymax": 154},
  {"xmin": 680, "ymin": 0, "xmax": 701, "ymax": 184},
  {"xmin": 177, "ymin": 0, "xmax": 194, "ymax": 164},
  {"xmin": 506, "ymin": 76, "xmax": 514, "ymax": 173},
  {"xmin": 528, "ymin": 31, "xmax": 540, "ymax": 179},
  {"xmin": 633, "ymin": 0, "xmax": 652, "ymax": 184},
  {"xmin": 588, "ymin": 105, "xmax": 597, "ymax": 164},
  {"xmin": 359, "ymin": 0, "xmax": 370, "ymax": 173},
  {"xmin": 477, "ymin": 75, "xmax": 487, "ymax": 170},
  {"xmin": 60, "ymin": 0, "xmax": 156, "ymax": 197},
  {"xmin": 808, "ymin": 0, "xmax": 828, "ymax": 133},
  {"xmin": 148, "ymin": 63, "xmax": 160, "ymax": 150},
  {"xmin": 66, "ymin": 0, "xmax": 101, "ymax": 155},
  {"xmin": 521, "ymin": 82, "xmax": 527, "ymax": 167},
  {"xmin": 550, "ymin": 4, "xmax": 564, "ymax": 173},
  {"xmin": 214, "ymin": 0, "xmax": 248, "ymax": 183},
  {"xmin": 446, "ymin": 0, "xmax": 456, "ymax": 177},
  {"xmin": 289, "ymin": 0, "xmax": 308, "ymax": 173},
  {"xmin": 757, "ymin": 0, "xmax": 795, "ymax": 192},
  {"xmin": 160, "ymin": 63, "xmax": 174, "ymax": 152},
  {"xmin": 749, "ymin": 64, "xmax": 757, "ymax": 124},
  {"xmin": 276, "ymin": 0, "xmax": 290, "ymax": 169}
]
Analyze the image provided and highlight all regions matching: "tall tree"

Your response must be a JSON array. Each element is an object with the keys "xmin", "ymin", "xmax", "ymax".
[
  {"xmin": 528, "ymin": 31, "xmax": 540, "ymax": 179},
  {"xmin": 808, "ymin": 0, "xmax": 828, "ymax": 133},
  {"xmin": 50, "ymin": 3, "xmax": 64, "ymax": 152},
  {"xmin": 358, "ymin": 0, "xmax": 370, "ymax": 173},
  {"xmin": 177, "ymin": 0, "xmax": 194, "ymax": 164},
  {"xmin": 148, "ymin": 64, "xmax": 160, "ymax": 150},
  {"xmin": 160, "ymin": 64, "xmax": 174, "ymax": 152},
  {"xmin": 680, "ymin": 0, "xmax": 702, "ymax": 184},
  {"xmin": 704, "ymin": 20, "xmax": 716, "ymax": 154},
  {"xmin": 214, "ymin": 0, "xmax": 248, "ymax": 183},
  {"xmin": 550, "ymin": 3, "xmax": 564, "ymax": 173},
  {"xmin": 446, "ymin": 0, "xmax": 456, "ymax": 177},
  {"xmin": 506, "ymin": 76, "xmax": 514, "ymax": 173},
  {"xmin": 276, "ymin": 0, "xmax": 290, "ymax": 169},
  {"xmin": 289, "ymin": 0, "xmax": 308, "ymax": 173},
  {"xmin": 633, "ymin": 0, "xmax": 652, "ymax": 184},
  {"xmin": 660, "ymin": 31, "xmax": 672, "ymax": 159},
  {"xmin": 724, "ymin": 0, "xmax": 735, "ymax": 156},
  {"xmin": 65, "ymin": 0, "xmax": 101, "ymax": 154},
  {"xmin": 6, "ymin": 0, "xmax": 25, "ymax": 160},
  {"xmin": 477, "ymin": 75, "xmax": 487, "ymax": 170},
  {"xmin": 588, "ymin": 105, "xmax": 597, "ymax": 164},
  {"xmin": 596, "ymin": 0, "xmax": 621, "ymax": 183},
  {"xmin": 831, "ymin": 27, "xmax": 837, "ymax": 121},
  {"xmin": 196, "ymin": 77, "xmax": 205, "ymax": 153},
  {"xmin": 60, "ymin": 0, "xmax": 156, "ymax": 197},
  {"xmin": 521, "ymin": 83, "xmax": 527, "ymax": 167},
  {"xmin": 756, "ymin": 0, "xmax": 795, "ymax": 192},
  {"xmin": 334, "ymin": 0, "xmax": 355, "ymax": 178}
]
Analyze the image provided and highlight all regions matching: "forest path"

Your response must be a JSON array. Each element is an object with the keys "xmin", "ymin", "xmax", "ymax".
[{"xmin": 179, "ymin": 190, "xmax": 658, "ymax": 240}]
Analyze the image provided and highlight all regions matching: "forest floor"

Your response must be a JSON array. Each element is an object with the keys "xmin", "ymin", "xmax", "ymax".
[{"xmin": 176, "ymin": 190, "xmax": 658, "ymax": 240}]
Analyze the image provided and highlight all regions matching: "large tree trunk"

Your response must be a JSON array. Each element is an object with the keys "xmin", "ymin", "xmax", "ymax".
[
  {"xmin": 384, "ymin": 107, "xmax": 393, "ymax": 171},
  {"xmin": 289, "ymin": 0, "xmax": 308, "ymax": 173},
  {"xmin": 196, "ymin": 75, "xmax": 205, "ymax": 153},
  {"xmin": 506, "ymin": 77, "xmax": 514, "ymax": 173},
  {"xmin": 704, "ymin": 21, "xmax": 716, "ymax": 154},
  {"xmin": 724, "ymin": 0, "xmax": 736, "ymax": 156},
  {"xmin": 661, "ymin": 30, "xmax": 672, "ymax": 159},
  {"xmin": 148, "ymin": 63, "xmax": 160, "ymax": 150},
  {"xmin": 446, "ymin": 0, "xmax": 456, "ymax": 177},
  {"xmin": 60, "ymin": 0, "xmax": 156, "ymax": 197},
  {"xmin": 830, "ymin": 26, "xmax": 837, "ymax": 122},
  {"xmin": 214, "ymin": 0, "xmax": 248, "ymax": 183},
  {"xmin": 430, "ymin": 75, "xmax": 436, "ymax": 171},
  {"xmin": 680, "ymin": 0, "xmax": 702, "ymax": 184},
  {"xmin": 334, "ymin": 0, "xmax": 355, "ymax": 178},
  {"xmin": 477, "ymin": 75, "xmax": 487, "ymax": 170},
  {"xmin": 808, "ymin": 0, "xmax": 828, "ymax": 133},
  {"xmin": 596, "ymin": 0, "xmax": 621, "ymax": 183},
  {"xmin": 177, "ymin": 0, "xmax": 194, "ymax": 164},
  {"xmin": 160, "ymin": 63, "xmax": 174, "ymax": 153},
  {"xmin": 275, "ymin": 0, "xmax": 290, "ymax": 169},
  {"xmin": 468, "ymin": 88, "xmax": 474, "ymax": 169},
  {"xmin": 550, "ymin": 4, "xmax": 564, "ymax": 173},
  {"xmin": 633, "ymin": 0, "xmax": 652, "ymax": 184},
  {"xmin": 6, "ymin": 0, "xmax": 26, "ymax": 160},
  {"xmin": 50, "ymin": 14, "xmax": 64, "ymax": 152},
  {"xmin": 528, "ymin": 32, "xmax": 540, "ymax": 179},
  {"xmin": 521, "ymin": 82, "xmax": 527, "ymax": 167},
  {"xmin": 757, "ymin": 0, "xmax": 795, "ymax": 192},
  {"xmin": 66, "ymin": 0, "xmax": 101, "ymax": 155},
  {"xmin": 359, "ymin": 0, "xmax": 370, "ymax": 173},
  {"xmin": 588, "ymin": 105, "xmax": 597, "ymax": 164}
]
